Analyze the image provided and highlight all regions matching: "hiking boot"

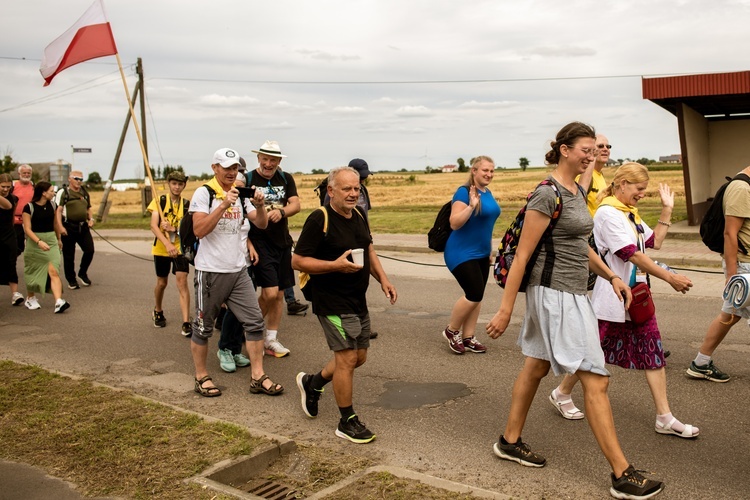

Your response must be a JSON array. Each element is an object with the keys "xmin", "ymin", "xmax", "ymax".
[
  {"xmin": 463, "ymin": 336, "xmax": 487, "ymax": 353},
  {"xmin": 335, "ymin": 415, "xmax": 375, "ymax": 444},
  {"xmin": 68, "ymin": 281, "xmax": 80, "ymax": 290},
  {"xmin": 686, "ymin": 360, "xmax": 730, "ymax": 383},
  {"xmin": 493, "ymin": 436, "xmax": 546, "ymax": 467},
  {"xmin": 265, "ymin": 339, "xmax": 290, "ymax": 357},
  {"xmin": 442, "ymin": 327, "xmax": 465, "ymax": 354},
  {"xmin": 296, "ymin": 372, "xmax": 323, "ymax": 418},
  {"xmin": 54, "ymin": 299, "xmax": 70, "ymax": 314},
  {"xmin": 233, "ymin": 353, "xmax": 251, "ymax": 367},
  {"xmin": 25, "ymin": 296, "xmax": 41, "ymax": 310},
  {"xmin": 78, "ymin": 274, "xmax": 92, "ymax": 286},
  {"xmin": 217, "ymin": 348, "xmax": 236, "ymax": 373},
  {"xmin": 286, "ymin": 299, "xmax": 309, "ymax": 315},
  {"xmin": 181, "ymin": 322, "xmax": 192, "ymax": 337},
  {"xmin": 153, "ymin": 310, "xmax": 166, "ymax": 328},
  {"xmin": 11, "ymin": 292, "xmax": 24, "ymax": 306},
  {"xmin": 610, "ymin": 465, "xmax": 664, "ymax": 499}
]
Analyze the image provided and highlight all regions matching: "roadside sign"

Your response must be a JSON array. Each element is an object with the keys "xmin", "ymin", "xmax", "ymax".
[{"xmin": 72, "ymin": 147, "xmax": 92, "ymax": 153}]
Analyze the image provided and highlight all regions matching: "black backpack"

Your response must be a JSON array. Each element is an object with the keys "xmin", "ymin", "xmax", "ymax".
[
  {"xmin": 700, "ymin": 173, "xmax": 750, "ymax": 254},
  {"xmin": 428, "ymin": 186, "xmax": 468, "ymax": 252},
  {"xmin": 179, "ymin": 185, "xmax": 215, "ymax": 265},
  {"xmin": 314, "ymin": 177, "xmax": 329, "ymax": 206}
]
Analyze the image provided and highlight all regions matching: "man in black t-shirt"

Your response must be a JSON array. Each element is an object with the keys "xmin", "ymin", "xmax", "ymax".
[
  {"xmin": 247, "ymin": 140, "xmax": 300, "ymax": 357},
  {"xmin": 292, "ymin": 166, "xmax": 397, "ymax": 444}
]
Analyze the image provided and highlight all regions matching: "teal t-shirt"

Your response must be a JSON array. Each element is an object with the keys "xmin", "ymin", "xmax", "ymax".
[{"xmin": 444, "ymin": 186, "xmax": 501, "ymax": 271}]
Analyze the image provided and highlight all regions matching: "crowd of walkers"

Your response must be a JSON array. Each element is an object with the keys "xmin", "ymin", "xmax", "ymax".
[{"xmin": 6, "ymin": 123, "xmax": 749, "ymax": 499}]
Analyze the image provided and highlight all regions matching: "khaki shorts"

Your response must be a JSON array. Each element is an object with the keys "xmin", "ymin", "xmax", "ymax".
[{"xmin": 317, "ymin": 312, "xmax": 371, "ymax": 351}]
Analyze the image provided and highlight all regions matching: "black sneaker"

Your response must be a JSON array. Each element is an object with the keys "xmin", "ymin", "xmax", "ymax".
[
  {"xmin": 296, "ymin": 372, "xmax": 322, "ymax": 418},
  {"xmin": 610, "ymin": 465, "xmax": 664, "ymax": 499},
  {"xmin": 153, "ymin": 310, "xmax": 166, "ymax": 328},
  {"xmin": 686, "ymin": 360, "xmax": 730, "ymax": 383},
  {"xmin": 181, "ymin": 321, "xmax": 192, "ymax": 337},
  {"xmin": 287, "ymin": 299, "xmax": 309, "ymax": 315},
  {"xmin": 335, "ymin": 415, "xmax": 375, "ymax": 444},
  {"xmin": 78, "ymin": 274, "xmax": 92, "ymax": 286},
  {"xmin": 68, "ymin": 282, "xmax": 80, "ymax": 290},
  {"xmin": 369, "ymin": 331, "xmax": 379, "ymax": 339},
  {"xmin": 493, "ymin": 436, "xmax": 546, "ymax": 467}
]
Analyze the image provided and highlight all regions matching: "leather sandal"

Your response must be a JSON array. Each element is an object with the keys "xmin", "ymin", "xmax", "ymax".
[
  {"xmin": 194, "ymin": 375, "xmax": 221, "ymax": 397},
  {"xmin": 249, "ymin": 374, "xmax": 284, "ymax": 396}
]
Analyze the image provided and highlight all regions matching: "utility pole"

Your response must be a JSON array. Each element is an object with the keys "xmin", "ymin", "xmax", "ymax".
[{"xmin": 96, "ymin": 57, "xmax": 149, "ymax": 222}]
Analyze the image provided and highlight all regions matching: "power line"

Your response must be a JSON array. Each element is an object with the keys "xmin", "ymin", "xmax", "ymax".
[
  {"xmin": 0, "ymin": 68, "xmax": 128, "ymax": 114},
  {"xmin": 146, "ymin": 70, "xmax": 705, "ymax": 86}
]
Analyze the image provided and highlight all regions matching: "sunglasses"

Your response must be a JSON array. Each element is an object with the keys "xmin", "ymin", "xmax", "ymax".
[
  {"xmin": 596, "ymin": 144, "xmax": 612, "ymax": 150},
  {"xmin": 72, "ymin": 176, "xmax": 84, "ymax": 181}
]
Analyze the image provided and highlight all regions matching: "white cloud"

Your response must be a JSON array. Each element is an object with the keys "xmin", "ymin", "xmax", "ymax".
[
  {"xmin": 199, "ymin": 94, "xmax": 260, "ymax": 106},
  {"xmin": 333, "ymin": 106, "xmax": 366, "ymax": 114},
  {"xmin": 458, "ymin": 100, "xmax": 518, "ymax": 109},
  {"xmin": 394, "ymin": 105, "xmax": 433, "ymax": 117},
  {"xmin": 295, "ymin": 49, "xmax": 361, "ymax": 62}
]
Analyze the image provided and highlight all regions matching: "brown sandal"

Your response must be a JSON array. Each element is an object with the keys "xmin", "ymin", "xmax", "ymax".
[
  {"xmin": 249, "ymin": 374, "xmax": 283, "ymax": 396},
  {"xmin": 194, "ymin": 375, "xmax": 221, "ymax": 397}
]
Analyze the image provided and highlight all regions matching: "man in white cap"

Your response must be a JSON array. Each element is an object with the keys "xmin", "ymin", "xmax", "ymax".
[
  {"xmin": 247, "ymin": 140, "xmax": 301, "ymax": 357},
  {"xmin": 188, "ymin": 148, "xmax": 282, "ymax": 397}
]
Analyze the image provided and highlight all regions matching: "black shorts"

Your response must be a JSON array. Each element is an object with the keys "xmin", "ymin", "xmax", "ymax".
[
  {"xmin": 154, "ymin": 255, "xmax": 189, "ymax": 277},
  {"xmin": 251, "ymin": 239, "xmax": 294, "ymax": 290},
  {"xmin": 450, "ymin": 257, "xmax": 490, "ymax": 303}
]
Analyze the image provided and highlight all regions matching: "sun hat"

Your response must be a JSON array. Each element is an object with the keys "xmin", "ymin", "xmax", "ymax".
[
  {"xmin": 251, "ymin": 140, "xmax": 287, "ymax": 158},
  {"xmin": 348, "ymin": 158, "xmax": 372, "ymax": 179},
  {"xmin": 212, "ymin": 148, "xmax": 242, "ymax": 168},
  {"xmin": 166, "ymin": 170, "xmax": 187, "ymax": 183}
]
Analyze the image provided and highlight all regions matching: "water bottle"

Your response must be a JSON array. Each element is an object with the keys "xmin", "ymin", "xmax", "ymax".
[{"xmin": 654, "ymin": 261, "xmax": 677, "ymax": 274}]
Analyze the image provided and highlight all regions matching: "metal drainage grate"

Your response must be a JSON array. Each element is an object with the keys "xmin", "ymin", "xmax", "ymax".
[{"xmin": 247, "ymin": 480, "xmax": 298, "ymax": 500}]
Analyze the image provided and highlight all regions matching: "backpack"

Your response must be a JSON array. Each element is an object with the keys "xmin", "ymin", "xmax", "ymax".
[
  {"xmin": 154, "ymin": 195, "xmax": 191, "ymax": 247},
  {"xmin": 493, "ymin": 180, "xmax": 568, "ymax": 292},
  {"xmin": 314, "ymin": 177, "xmax": 329, "ymax": 206},
  {"xmin": 428, "ymin": 186, "xmax": 469, "ymax": 252},
  {"xmin": 59, "ymin": 184, "xmax": 90, "ymax": 206},
  {"xmin": 179, "ymin": 185, "xmax": 215, "ymax": 265},
  {"xmin": 298, "ymin": 206, "xmax": 367, "ymax": 301},
  {"xmin": 700, "ymin": 173, "xmax": 750, "ymax": 254}
]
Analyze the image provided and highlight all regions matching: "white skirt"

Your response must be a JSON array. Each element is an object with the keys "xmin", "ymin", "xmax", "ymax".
[{"xmin": 518, "ymin": 286, "xmax": 609, "ymax": 377}]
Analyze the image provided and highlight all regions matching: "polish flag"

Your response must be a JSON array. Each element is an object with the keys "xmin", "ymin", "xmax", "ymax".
[{"xmin": 40, "ymin": 0, "xmax": 118, "ymax": 86}]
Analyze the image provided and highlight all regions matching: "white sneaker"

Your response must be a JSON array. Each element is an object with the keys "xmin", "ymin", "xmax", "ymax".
[
  {"xmin": 11, "ymin": 292, "xmax": 24, "ymax": 306},
  {"xmin": 25, "ymin": 296, "xmax": 41, "ymax": 310},
  {"xmin": 264, "ymin": 339, "xmax": 290, "ymax": 358},
  {"xmin": 54, "ymin": 299, "xmax": 70, "ymax": 314}
]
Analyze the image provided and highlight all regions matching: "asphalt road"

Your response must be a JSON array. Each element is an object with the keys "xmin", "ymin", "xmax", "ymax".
[{"xmin": 1, "ymin": 241, "xmax": 748, "ymax": 499}]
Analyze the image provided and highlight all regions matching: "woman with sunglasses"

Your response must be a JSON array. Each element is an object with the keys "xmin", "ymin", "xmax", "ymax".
[
  {"xmin": 0, "ymin": 173, "xmax": 24, "ymax": 306},
  {"xmin": 486, "ymin": 122, "xmax": 665, "ymax": 499},
  {"xmin": 22, "ymin": 181, "xmax": 69, "ymax": 313}
]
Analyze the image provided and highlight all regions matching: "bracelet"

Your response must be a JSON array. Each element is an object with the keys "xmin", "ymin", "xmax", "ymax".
[
  {"xmin": 657, "ymin": 220, "xmax": 672, "ymax": 227},
  {"xmin": 279, "ymin": 208, "xmax": 286, "ymax": 218},
  {"xmin": 608, "ymin": 274, "xmax": 621, "ymax": 283}
]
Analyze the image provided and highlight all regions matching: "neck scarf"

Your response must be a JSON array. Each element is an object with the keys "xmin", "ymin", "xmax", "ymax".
[
  {"xmin": 599, "ymin": 195, "xmax": 644, "ymax": 234},
  {"xmin": 205, "ymin": 176, "xmax": 228, "ymax": 200}
]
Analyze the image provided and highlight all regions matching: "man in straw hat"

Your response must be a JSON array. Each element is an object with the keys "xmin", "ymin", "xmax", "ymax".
[{"xmin": 247, "ymin": 140, "xmax": 301, "ymax": 357}]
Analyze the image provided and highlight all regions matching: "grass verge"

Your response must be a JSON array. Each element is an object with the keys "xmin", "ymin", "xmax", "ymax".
[{"xmin": 0, "ymin": 361, "xmax": 262, "ymax": 499}]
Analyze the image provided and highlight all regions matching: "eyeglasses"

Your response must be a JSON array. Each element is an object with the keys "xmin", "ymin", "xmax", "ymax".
[
  {"xmin": 72, "ymin": 176, "xmax": 84, "ymax": 181},
  {"xmin": 573, "ymin": 147, "xmax": 597, "ymax": 157},
  {"xmin": 596, "ymin": 144, "xmax": 612, "ymax": 150}
]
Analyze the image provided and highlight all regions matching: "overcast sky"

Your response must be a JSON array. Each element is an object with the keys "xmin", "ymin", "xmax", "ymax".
[{"xmin": 2, "ymin": 0, "xmax": 749, "ymax": 179}]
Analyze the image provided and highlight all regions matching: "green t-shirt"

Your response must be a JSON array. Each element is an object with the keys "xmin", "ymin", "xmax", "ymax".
[{"xmin": 57, "ymin": 187, "xmax": 90, "ymax": 223}]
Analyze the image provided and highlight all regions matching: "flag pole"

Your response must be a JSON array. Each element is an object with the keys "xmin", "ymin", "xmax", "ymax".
[{"xmin": 113, "ymin": 53, "xmax": 165, "ymax": 222}]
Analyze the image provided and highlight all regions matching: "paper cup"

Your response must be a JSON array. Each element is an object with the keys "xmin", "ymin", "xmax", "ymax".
[{"xmin": 351, "ymin": 248, "xmax": 364, "ymax": 266}]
